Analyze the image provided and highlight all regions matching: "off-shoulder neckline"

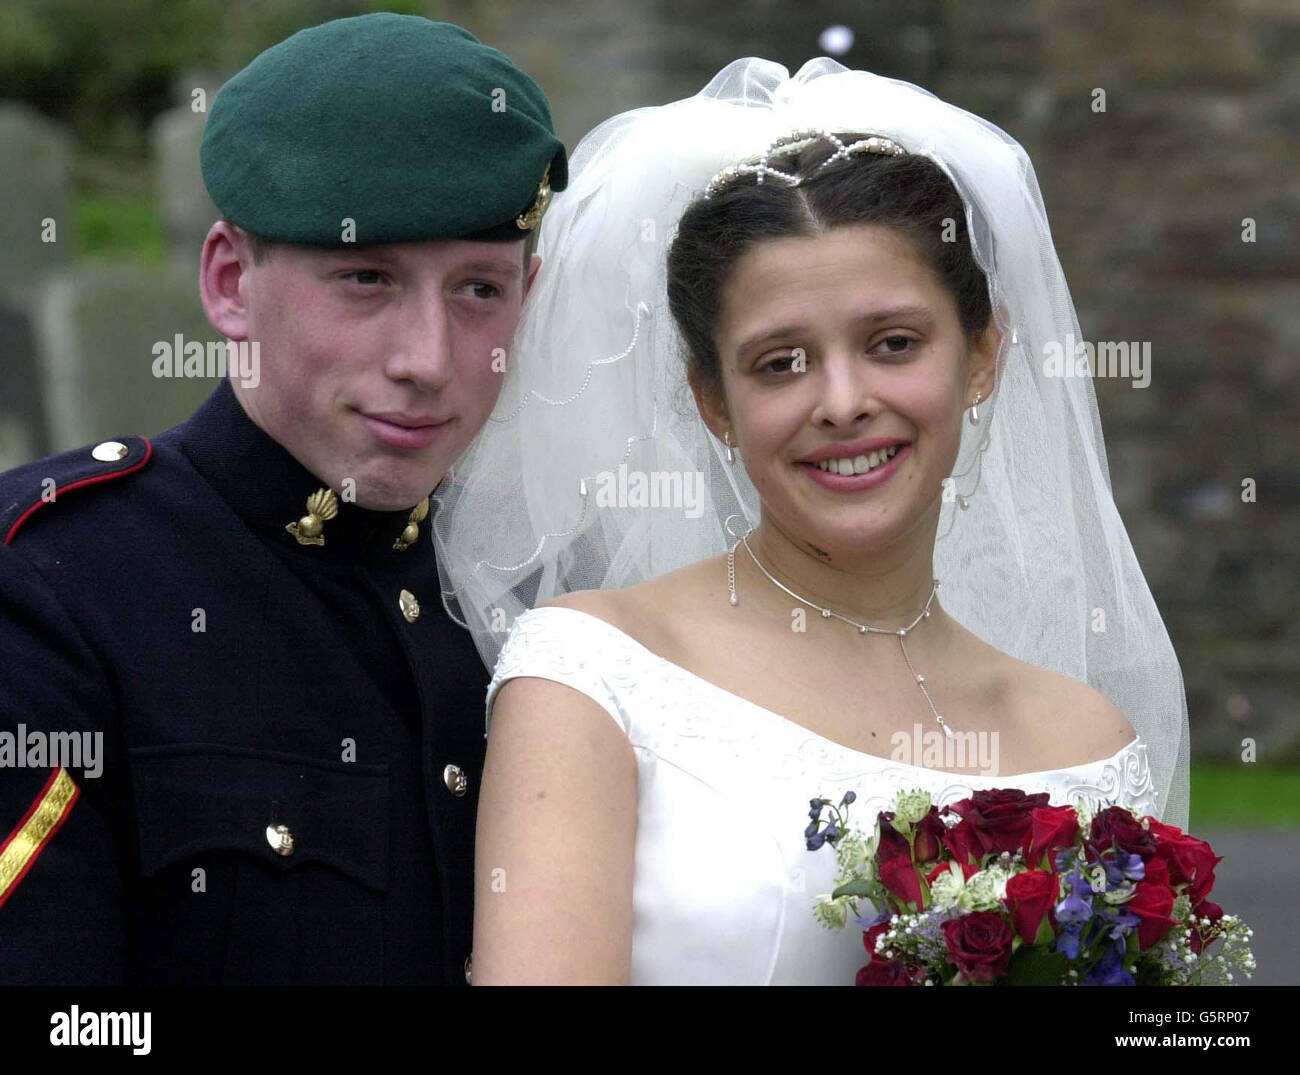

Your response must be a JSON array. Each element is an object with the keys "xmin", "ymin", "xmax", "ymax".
[{"xmin": 516, "ymin": 605, "xmax": 1144, "ymax": 781}]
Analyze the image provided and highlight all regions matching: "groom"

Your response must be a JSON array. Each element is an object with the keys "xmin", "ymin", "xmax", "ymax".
[{"xmin": 0, "ymin": 15, "xmax": 566, "ymax": 985}]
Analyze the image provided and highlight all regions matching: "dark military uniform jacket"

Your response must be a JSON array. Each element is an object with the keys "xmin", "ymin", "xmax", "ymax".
[{"xmin": 0, "ymin": 379, "xmax": 488, "ymax": 984}]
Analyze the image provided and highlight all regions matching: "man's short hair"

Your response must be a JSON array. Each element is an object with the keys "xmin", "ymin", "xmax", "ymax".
[{"xmin": 242, "ymin": 227, "xmax": 274, "ymax": 266}]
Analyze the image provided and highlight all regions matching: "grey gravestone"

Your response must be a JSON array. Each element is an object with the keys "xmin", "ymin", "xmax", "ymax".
[
  {"xmin": 34, "ymin": 265, "xmax": 227, "ymax": 451},
  {"xmin": 0, "ymin": 102, "xmax": 75, "ymax": 308},
  {"xmin": 151, "ymin": 102, "xmax": 219, "ymax": 259},
  {"xmin": 0, "ymin": 300, "xmax": 49, "ymax": 469}
]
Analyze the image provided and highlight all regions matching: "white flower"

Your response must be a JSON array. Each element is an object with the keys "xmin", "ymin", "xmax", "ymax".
[
  {"xmin": 895, "ymin": 788, "xmax": 933, "ymax": 825},
  {"xmin": 964, "ymin": 862, "xmax": 1014, "ymax": 910},
  {"xmin": 812, "ymin": 893, "xmax": 850, "ymax": 930},
  {"xmin": 929, "ymin": 864, "xmax": 967, "ymax": 911}
]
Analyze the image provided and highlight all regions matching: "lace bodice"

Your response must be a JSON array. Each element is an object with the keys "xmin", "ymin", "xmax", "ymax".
[{"xmin": 485, "ymin": 606, "xmax": 1160, "ymax": 985}]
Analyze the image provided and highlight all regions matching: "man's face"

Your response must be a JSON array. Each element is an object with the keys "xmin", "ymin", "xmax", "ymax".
[{"xmin": 226, "ymin": 235, "xmax": 537, "ymax": 510}]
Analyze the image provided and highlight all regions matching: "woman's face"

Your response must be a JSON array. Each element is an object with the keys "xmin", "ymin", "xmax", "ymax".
[{"xmin": 697, "ymin": 223, "xmax": 997, "ymax": 560}]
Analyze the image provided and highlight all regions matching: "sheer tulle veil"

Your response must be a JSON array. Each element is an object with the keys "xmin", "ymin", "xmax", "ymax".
[{"xmin": 432, "ymin": 58, "xmax": 1192, "ymax": 830}]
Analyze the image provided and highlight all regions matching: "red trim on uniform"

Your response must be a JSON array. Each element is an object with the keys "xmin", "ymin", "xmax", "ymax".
[
  {"xmin": 4, "ymin": 437, "xmax": 153, "ymax": 546},
  {"xmin": 0, "ymin": 768, "xmax": 81, "ymax": 909}
]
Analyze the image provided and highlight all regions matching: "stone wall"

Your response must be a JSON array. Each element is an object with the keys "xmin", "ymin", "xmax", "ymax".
[{"xmin": 0, "ymin": 0, "xmax": 1294, "ymax": 761}]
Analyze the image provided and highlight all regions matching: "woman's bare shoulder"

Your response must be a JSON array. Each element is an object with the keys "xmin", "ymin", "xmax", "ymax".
[
  {"xmin": 998, "ymin": 652, "xmax": 1138, "ymax": 761},
  {"xmin": 946, "ymin": 614, "xmax": 1136, "ymax": 754},
  {"xmin": 536, "ymin": 555, "xmax": 728, "ymax": 650}
]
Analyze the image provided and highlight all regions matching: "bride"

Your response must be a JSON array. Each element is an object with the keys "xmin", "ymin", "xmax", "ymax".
[{"xmin": 434, "ymin": 59, "xmax": 1190, "ymax": 985}]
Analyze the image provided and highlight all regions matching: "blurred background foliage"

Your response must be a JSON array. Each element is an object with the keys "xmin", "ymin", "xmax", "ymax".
[
  {"xmin": 0, "ymin": 0, "xmax": 424, "ymax": 147},
  {"xmin": 0, "ymin": 0, "xmax": 428, "ymax": 259}
]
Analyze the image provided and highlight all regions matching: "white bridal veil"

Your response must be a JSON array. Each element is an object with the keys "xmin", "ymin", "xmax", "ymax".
[{"xmin": 433, "ymin": 58, "xmax": 1192, "ymax": 830}]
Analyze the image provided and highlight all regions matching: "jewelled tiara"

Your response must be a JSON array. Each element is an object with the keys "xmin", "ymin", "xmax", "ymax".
[{"xmin": 703, "ymin": 128, "xmax": 906, "ymax": 199}]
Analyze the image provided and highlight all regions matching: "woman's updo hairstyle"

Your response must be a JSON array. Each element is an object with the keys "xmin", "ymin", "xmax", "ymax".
[{"xmin": 667, "ymin": 132, "xmax": 992, "ymax": 400}]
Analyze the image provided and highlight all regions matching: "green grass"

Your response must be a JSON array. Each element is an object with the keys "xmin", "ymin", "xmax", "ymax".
[
  {"xmin": 74, "ymin": 190, "xmax": 168, "ymax": 264},
  {"xmin": 1190, "ymin": 762, "xmax": 1300, "ymax": 828}
]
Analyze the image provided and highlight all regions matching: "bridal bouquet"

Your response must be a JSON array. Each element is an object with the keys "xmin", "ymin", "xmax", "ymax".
[{"xmin": 805, "ymin": 787, "xmax": 1254, "ymax": 985}]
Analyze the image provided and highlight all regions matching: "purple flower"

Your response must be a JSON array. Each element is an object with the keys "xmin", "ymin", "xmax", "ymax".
[
  {"xmin": 1101, "ymin": 850, "xmax": 1146, "ymax": 886},
  {"xmin": 1094, "ymin": 906, "xmax": 1141, "ymax": 942},
  {"xmin": 1082, "ymin": 946, "xmax": 1135, "ymax": 986},
  {"xmin": 1055, "ymin": 868, "xmax": 1093, "ymax": 927},
  {"xmin": 855, "ymin": 910, "xmax": 892, "ymax": 931},
  {"xmin": 1055, "ymin": 925, "xmax": 1082, "ymax": 959},
  {"xmin": 1117, "ymin": 851, "xmax": 1145, "ymax": 882}
]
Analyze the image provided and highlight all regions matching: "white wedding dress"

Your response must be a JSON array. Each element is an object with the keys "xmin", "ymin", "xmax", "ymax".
[{"xmin": 485, "ymin": 606, "xmax": 1161, "ymax": 986}]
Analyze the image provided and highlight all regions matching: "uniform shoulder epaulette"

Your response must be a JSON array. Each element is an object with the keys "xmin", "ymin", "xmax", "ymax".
[{"xmin": 1, "ymin": 436, "xmax": 153, "ymax": 547}]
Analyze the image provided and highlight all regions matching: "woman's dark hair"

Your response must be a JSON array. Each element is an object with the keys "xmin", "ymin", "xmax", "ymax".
[{"xmin": 666, "ymin": 133, "xmax": 992, "ymax": 399}]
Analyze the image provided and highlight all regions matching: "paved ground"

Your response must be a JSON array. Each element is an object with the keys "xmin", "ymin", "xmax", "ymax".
[{"xmin": 1196, "ymin": 828, "xmax": 1298, "ymax": 987}]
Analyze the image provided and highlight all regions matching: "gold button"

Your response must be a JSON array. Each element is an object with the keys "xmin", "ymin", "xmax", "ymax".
[
  {"xmin": 265, "ymin": 823, "xmax": 294, "ymax": 856},
  {"xmin": 443, "ymin": 763, "xmax": 468, "ymax": 796},
  {"xmin": 91, "ymin": 441, "xmax": 129, "ymax": 462},
  {"xmin": 464, "ymin": 954, "xmax": 473, "ymax": 985},
  {"xmin": 399, "ymin": 589, "xmax": 420, "ymax": 622}
]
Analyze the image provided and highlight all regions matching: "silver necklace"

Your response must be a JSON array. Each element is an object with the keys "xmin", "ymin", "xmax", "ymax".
[{"xmin": 727, "ymin": 528, "xmax": 954, "ymax": 739}]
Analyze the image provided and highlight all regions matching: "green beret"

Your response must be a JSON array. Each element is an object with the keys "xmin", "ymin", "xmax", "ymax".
[{"xmin": 201, "ymin": 14, "xmax": 567, "ymax": 245}]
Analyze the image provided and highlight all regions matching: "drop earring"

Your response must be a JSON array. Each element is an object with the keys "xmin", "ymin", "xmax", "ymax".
[
  {"xmin": 723, "ymin": 430, "xmax": 736, "ymax": 465},
  {"xmin": 967, "ymin": 391, "xmax": 983, "ymax": 425}
]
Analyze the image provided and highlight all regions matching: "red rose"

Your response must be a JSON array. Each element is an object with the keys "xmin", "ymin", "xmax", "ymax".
[
  {"xmin": 942, "ymin": 817, "xmax": 985, "ymax": 866},
  {"xmin": 862, "ymin": 919, "xmax": 891, "ymax": 961},
  {"xmin": 926, "ymin": 860, "xmax": 979, "ymax": 886},
  {"xmin": 874, "ymin": 812, "xmax": 913, "ymax": 864},
  {"xmin": 942, "ymin": 912, "xmax": 1015, "ymax": 984},
  {"xmin": 947, "ymin": 789, "xmax": 1050, "ymax": 858},
  {"xmin": 1089, "ymin": 806, "xmax": 1157, "ymax": 860},
  {"xmin": 1127, "ymin": 856, "xmax": 1177, "ymax": 950},
  {"xmin": 878, "ymin": 855, "xmax": 924, "ymax": 910},
  {"xmin": 1023, "ymin": 805, "xmax": 1080, "ymax": 867},
  {"xmin": 1147, "ymin": 820, "xmax": 1223, "ymax": 903},
  {"xmin": 1004, "ymin": 869, "xmax": 1060, "ymax": 945},
  {"xmin": 912, "ymin": 808, "xmax": 946, "ymax": 863},
  {"xmin": 856, "ymin": 958, "xmax": 924, "ymax": 986},
  {"xmin": 1143, "ymin": 856, "xmax": 1170, "ymax": 886},
  {"xmin": 1187, "ymin": 898, "xmax": 1225, "ymax": 956}
]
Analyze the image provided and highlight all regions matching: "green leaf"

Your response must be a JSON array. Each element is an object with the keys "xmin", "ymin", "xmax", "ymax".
[
  {"xmin": 832, "ymin": 877, "xmax": 874, "ymax": 899},
  {"xmin": 1002, "ymin": 946, "xmax": 1070, "ymax": 986},
  {"xmin": 1124, "ymin": 929, "xmax": 1141, "ymax": 968},
  {"xmin": 1033, "ymin": 915, "xmax": 1056, "ymax": 948}
]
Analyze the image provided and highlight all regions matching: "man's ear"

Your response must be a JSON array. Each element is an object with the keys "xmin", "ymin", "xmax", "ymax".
[
  {"xmin": 200, "ymin": 221, "xmax": 253, "ymax": 342},
  {"xmin": 523, "ymin": 252, "xmax": 542, "ymax": 297},
  {"xmin": 687, "ymin": 363, "xmax": 730, "ymax": 441},
  {"xmin": 965, "ymin": 316, "xmax": 1002, "ymax": 404}
]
